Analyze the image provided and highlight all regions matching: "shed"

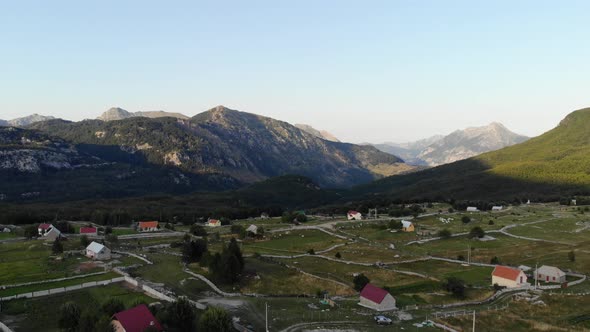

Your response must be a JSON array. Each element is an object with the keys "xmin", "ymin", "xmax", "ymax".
[
  {"xmin": 246, "ymin": 224, "xmax": 258, "ymax": 235},
  {"xmin": 138, "ymin": 221, "xmax": 159, "ymax": 232},
  {"xmin": 491, "ymin": 206, "xmax": 503, "ymax": 211},
  {"xmin": 401, "ymin": 220, "xmax": 414, "ymax": 232},
  {"xmin": 358, "ymin": 284, "xmax": 396, "ymax": 311},
  {"xmin": 466, "ymin": 207, "xmax": 479, "ymax": 212},
  {"xmin": 207, "ymin": 219, "xmax": 222, "ymax": 227},
  {"xmin": 112, "ymin": 304, "xmax": 162, "ymax": 332},
  {"xmin": 86, "ymin": 241, "xmax": 111, "ymax": 260}
]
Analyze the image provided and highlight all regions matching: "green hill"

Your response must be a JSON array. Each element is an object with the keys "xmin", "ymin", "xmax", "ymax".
[{"xmin": 353, "ymin": 108, "xmax": 590, "ymax": 201}]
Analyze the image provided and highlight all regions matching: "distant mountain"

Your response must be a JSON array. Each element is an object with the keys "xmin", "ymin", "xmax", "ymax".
[
  {"xmin": 371, "ymin": 123, "xmax": 527, "ymax": 166},
  {"xmin": 0, "ymin": 114, "xmax": 56, "ymax": 127},
  {"xmin": 353, "ymin": 108, "xmax": 590, "ymax": 201},
  {"xmin": 372, "ymin": 135, "xmax": 444, "ymax": 165},
  {"xmin": 97, "ymin": 107, "xmax": 189, "ymax": 121},
  {"xmin": 27, "ymin": 106, "xmax": 413, "ymax": 191},
  {"xmin": 294, "ymin": 124, "xmax": 340, "ymax": 142}
]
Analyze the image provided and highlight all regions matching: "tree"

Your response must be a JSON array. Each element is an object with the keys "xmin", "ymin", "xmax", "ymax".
[
  {"xmin": 102, "ymin": 298, "xmax": 125, "ymax": 316},
  {"xmin": 335, "ymin": 252, "xmax": 342, "ymax": 259},
  {"xmin": 469, "ymin": 226, "xmax": 485, "ymax": 239},
  {"xmin": 442, "ymin": 277, "xmax": 465, "ymax": 298},
  {"xmin": 55, "ymin": 221, "xmax": 75, "ymax": 233},
  {"xmin": 104, "ymin": 226, "xmax": 113, "ymax": 235},
  {"xmin": 182, "ymin": 239, "xmax": 208, "ymax": 263},
  {"xmin": 199, "ymin": 306, "xmax": 232, "ymax": 332},
  {"xmin": 488, "ymin": 220, "xmax": 495, "ymax": 225},
  {"xmin": 58, "ymin": 302, "xmax": 81, "ymax": 332},
  {"xmin": 569, "ymin": 250, "xmax": 576, "ymax": 262},
  {"xmin": 80, "ymin": 235, "xmax": 90, "ymax": 247},
  {"xmin": 166, "ymin": 297, "xmax": 196, "ymax": 332},
  {"xmin": 94, "ymin": 317, "xmax": 115, "ymax": 332},
  {"xmin": 307, "ymin": 248, "xmax": 316, "ymax": 255},
  {"xmin": 78, "ymin": 309, "xmax": 99, "ymax": 332},
  {"xmin": 209, "ymin": 238, "xmax": 245, "ymax": 284},
  {"xmin": 52, "ymin": 238, "xmax": 63, "ymax": 254},
  {"xmin": 353, "ymin": 273, "xmax": 370, "ymax": 291},
  {"xmin": 490, "ymin": 256, "xmax": 500, "ymax": 264},
  {"xmin": 388, "ymin": 220, "xmax": 403, "ymax": 230},
  {"xmin": 461, "ymin": 216, "xmax": 471, "ymax": 224},
  {"xmin": 457, "ymin": 255, "xmax": 465, "ymax": 261},
  {"xmin": 438, "ymin": 229, "xmax": 452, "ymax": 239},
  {"xmin": 190, "ymin": 224, "xmax": 207, "ymax": 236},
  {"xmin": 24, "ymin": 225, "xmax": 38, "ymax": 239},
  {"xmin": 106, "ymin": 234, "xmax": 119, "ymax": 247},
  {"xmin": 227, "ymin": 237, "xmax": 245, "ymax": 270}
]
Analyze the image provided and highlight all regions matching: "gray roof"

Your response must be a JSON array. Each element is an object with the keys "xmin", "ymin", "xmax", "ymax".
[{"xmin": 86, "ymin": 241, "xmax": 107, "ymax": 253}]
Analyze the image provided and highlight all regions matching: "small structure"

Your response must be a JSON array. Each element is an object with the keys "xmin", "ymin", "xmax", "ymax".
[
  {"xmin": 112, "ymin": 304, "xmax": 162, "ymax": 332},
  {"xmin": 260, "ymin": 212, "xmax": 270, "ymax": 220},
  {"xmin": 358, "ymin": 283, "xmax": 396, "ymax": 311},
  {"xmin": 401, "ymin": 220, "xmax": 414, "ymax": 232},
  {"xmin": 518, "ymin": 265, "xmax": 532, "ymax": 272},
  {"xmin": 491, "ymin": 206, "xmax": 503, "ymax": 211},
  {"xmin": 38, "ymin": 223, "xmax": 53, "ymax": 236},
  {"xmin": 466, "ymin": 207, "xmax": 479, "ymax": 212},
  {"xmin": 492, "ymin": 265, "xmax": 528, "ymax": 288},
  {"xmin": 86, "ymin": 241, "xmax": 111, "ymax": 260},
  {"xmin": 246, "ymin": 224, "xmax": 258, "ymax": 235},
  {"xmin": 80, "ymin": 227, "xmax": 98, "ymax": 236},
  {"xmin": 2, "ymin": 227, "xmax": 11, "ymax": 233},
  {"xmin": 138, "ymin": 221, "xmax": 159, "ymax": 232},
  {"xmin": 347, "ymin": 210, "xmax": 362, "ymax": 220},
  {"xmin": 207, "ymin": 219, "xmax": 222, "ymax": 227},
  {"xmin": 535, "ymin": 265, "xmax": 566, "ymax": 283}
]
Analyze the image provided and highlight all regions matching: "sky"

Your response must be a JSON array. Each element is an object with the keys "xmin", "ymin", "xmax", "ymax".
[{"xmin": 1, "ymin": 1, "xmax": 590, "ymax": 143}]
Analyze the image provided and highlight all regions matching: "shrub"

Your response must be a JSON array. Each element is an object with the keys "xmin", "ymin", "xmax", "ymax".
[
  {"xmin": 468, "ymin": 226, "xmax": 485, "ymax": 239},
  {"xmin": 461, "ymin": 216, "xmax": 471, "ymax": 224},
  {"xmin": 438, "ymin": 229, "xmax": 452, "ymax": 239},
  {"xmin": 353, "ymin": 273, "xmax": 370, "ymax": 291},
  {"xmin": 490, "ymin": 256, "xmax": 500, "ymax": 264}
]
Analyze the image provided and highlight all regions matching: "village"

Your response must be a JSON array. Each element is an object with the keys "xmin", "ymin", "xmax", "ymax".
[{"xmin": 0, "ymin": 202, "xmax": 589, "ymax": 331}]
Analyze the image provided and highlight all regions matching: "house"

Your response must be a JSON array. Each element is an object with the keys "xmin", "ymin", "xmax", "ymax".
[
  {"xmin": 80, "ymin": 227, "xmax": 98, "ymax": 236},
  {"xmin": 112, "ymin": 304, "xmax": 162, "ymax": 332},
  {"xmin": 491, "ymin": 206, "xmax": 503, "ymax": 211},
  {"xmin": 571, "ymin": 199, "xmax": 577, "ymax": 206},
  {"xmin": 401, "ymin": 220, "xmax": 414, "ymax": 232},
  {"xmin": 260, "ymin": 212, "xmax": 270, "ymax": 220},
  {"xmin": 138, "ymin": 221, "xmax": 159, "ymax": 232},
  {"xmin": 358, "ymin": 284, "xmax": 396, "ymax": 311},
  {"xmin": 492, "ymin": 265, "xmax": 528, "ymax": 288},
  {"xmin": 207, "ymin": 219, "xmax": 222, "ymax": 227},
  {"xmin": 535, "ymin": 265, "xmax": 566, "ymax": 283},
  {"xmin": 2, "ymin": 227, "xmax": 11, "ymax": 233},
  {"xmin": 466, "ymin": 207, "xmax": 479, "ymax": 212},
  {"xmin": 347, "ymin": 210, "xmax": 362, "ymax": 220},
  {"xmin": 86, "ymin": 241, "xmax": 111, "ymax": 260},
  {"xmin": 38, "ymin": 223, "xmax": 53, "ymax": 236},
  {"xmin": 246, "ymin": 224, "xmax": 258, "ymax": 235}
]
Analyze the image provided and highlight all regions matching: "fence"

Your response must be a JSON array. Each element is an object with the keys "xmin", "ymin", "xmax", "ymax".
[
  {"xmin": 432, "ymin": 303, "xmax": 509, "ymax": 319},
  {"xmin": 0, "ymin": 270, "xmax": 108, "ymax": 290}
]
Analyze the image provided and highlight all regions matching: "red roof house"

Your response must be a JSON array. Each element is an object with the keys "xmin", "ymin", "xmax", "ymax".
[
  {"xmin": 359, "ymin": 283, "xmax": 396, "ymax": 311},
  {"xmin": 38, "ymin": 223, "xmax": 53, "ymax": 236},
  {"xmin": 138, "ymin": 221, "xmax": 159, "ymax": 232},
  {"xmin": 80, "ymin": 227, "xmax": 97, "ymax": 235},
  {"xmin": 492, "ymin": 265, "xmax": 528, "ymax": 288},
  {"xmin": 112, "ymin": 304, "xmax": 162, "ymax": 332},
  {"xmin": 347, "ymin": 210, "xmax": 362, "ymax": 220}
]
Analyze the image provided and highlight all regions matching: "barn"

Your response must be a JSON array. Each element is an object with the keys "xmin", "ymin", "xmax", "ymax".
[{"xmin": 358, "ymin": 284, "xmax": 396, "ymax": 311}]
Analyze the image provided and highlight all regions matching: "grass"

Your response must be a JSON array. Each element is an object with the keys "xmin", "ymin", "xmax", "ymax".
[
  {"xmin": 241, "ymin": 229, "xmax": 345, "ymax": 255},
  {"xmin": 111, "ymin": 228, "xmax": 138, "ymax": 236},
  {"xmin": 0, "ymin": 283, "xmax": 156, "ymax": 332},
  {"xmin": 0, "ymin": 271, "xmax": 120, "ymax": 297}
]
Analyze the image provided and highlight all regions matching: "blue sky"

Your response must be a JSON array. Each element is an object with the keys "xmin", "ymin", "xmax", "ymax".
[{"xmin": 1, "ymin": 1, "xmax": 589, "ymax": 143}]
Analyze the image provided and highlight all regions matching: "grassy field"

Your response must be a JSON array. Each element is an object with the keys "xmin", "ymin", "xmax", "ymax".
[
  {"xmin": 241, "ymin": 229, "xmax": 346, "ymax": 255},
  {"xmin": 111, "ymin": 228, "xmax": 138, "ymax": 236},
  {"xmin": 0, "ymin": 271, "xmax": 120, "ymax": 297},
  {"xmin": 0, "ymin": 283, "xmax": 156, "ymax": 332}
]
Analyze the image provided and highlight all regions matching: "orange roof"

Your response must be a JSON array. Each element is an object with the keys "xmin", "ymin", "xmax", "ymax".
[
  {"xmin": 139, "ymin": 221, "xmax": 158, "ymax": 228},
  {"xmin": 208, "ymin": 219, "xmax": 220, "ymax": 224},
  {"xmin": 492, "ymin": 265, "xmax": 522, "ymax": 281}
]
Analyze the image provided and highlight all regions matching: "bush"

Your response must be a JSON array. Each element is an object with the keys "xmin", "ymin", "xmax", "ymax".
[
  {"xmin": 80, "ymin": 235, "xmax": 90, "ymax": 247},
  {"xmin": 58, "ymin": 302, "xmax": 81, "ymax": 332},
  {"xmin": 307, "ymin": 248, "xmax": 316, "ymax": 255},
  {"xmin": 335, "ymin": 252, "xmax": 342, "ymax": 259},
  {"xmin": 490, "ymin": 256, "xmax": 500, "ymax": 264},
  {"xmin": 52, "ymin": 238, "xmax": 64, "ymax": 254},
  {"xmin": 438, "ymin": 229, "xmax": 452, "ymax": 239},
  {"xmin": 198, "ymin": 306, "xmax": 232, "ymax": 332},
  {"xmin": 468, "ymin": 226, "xmax": 485, "ymax": 239},
  {"xmin": 24, "ymin": 225, "xmax": 38, "ymax": 239},
  {"xmin": 442, "ymin": 277, "xmax": 465, "ymax": 298},
  {"xmin": 457, "ymin": 255, "xmax": 465, "ymax": 261},
  {"xmin": 388, "ymin": 220, "xmax": 403, "ymax": 230},
  {"xmin": 488, "ymin": 220, "xmax": 494, "ymax": 225},
  {"xmin": 102, "ymin": 298, "xmax": 125, "ymax": 316},
  {"xmin": 569, "ymin": 250, "xmax": 576, "ymax": 262},
  {"xmin": 190, "ymin": 224, "xmax": 207, "ymax": 236},
  {"xmin": 461, "ymin": 216, "xmax": 471, "ymax": 224}
]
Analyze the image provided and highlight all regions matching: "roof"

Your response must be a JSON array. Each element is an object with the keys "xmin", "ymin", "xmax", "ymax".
[
  {"xmin": 348, "ymin": 210, "xmax": 361, "ymax": 215},
  {"xmin": 401, "ymin": 220, "xmax": 413, "ymax": 228},
  {"xmin": 360, "ymin": 284, "xmax": 390, "ymax": 304},
  {"xmin": 80, "ymin": 227, "xmax": 97, "ymax": 234},
  {"xmin": 38, "ymin": 223, "xmax": 52, "ymax": 229},
  {"xmin": 208, "ymin": 219, "xmax": 220, "ymax": 224},
  {"xmin": 536, "ymin": 265, "xmax": 565, "ymax": 277},
  {"xmin": 492, "ymin": 265, "xmax": 523, "ymax": 281},
  {"xmin": 112, "ymin": 304, "xmax": 162, "ymax": 332},
  {"xmin": 86, "ymin": 241, "xmax": 106, "ymax": 253},
  {"xmin": 139, "ymin": 221, "xmax": 158, "ymax": 228},
  {"xmin": 246, "ymin": 224, "xmax": 258, "ymax": 232}
]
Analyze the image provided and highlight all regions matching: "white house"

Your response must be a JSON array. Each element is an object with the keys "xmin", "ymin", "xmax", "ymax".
[
  {"xmin": 38, "ymin": 223, "xmax": 53, "ymax": 236},
  {"xmin": 358, "ymin": 283, "xmax": 396, "ymax": 311},
  {"xmin": 535, "ymin": 265, "xmax": 566, "ymax": 283},
  {"xmin": 86, "ymin": 241, "xmax": 111, "ymax": 260},
  {"xmin": 492, "ymin": 265, "xmax": 528, "ymax": 288},
  {"xmin": 260, "ymin": 212, "xmax": 270, "ymax": 220},
  {"xmin": 2, "ymin": 227, "xmax": 11, "ymax": 233},
  {"xmin": 347, "ymin": 210, "xmax": 362, "ymax": 220},
  {"xmin": 207, "ymin": 219, "xmax": 221, "ymax": 227},
  {"xmin": 246, "ymin": 224, "xmax": 258, "ymax": 235},
  {"xmin": 466, "ymin": 207, "xmax": 479, "ymax": 212},
  {"xmin": 491, "ymin": 206, "xmax": 503, "ymax": 211},
  {"xmin": 401, "ymin": 220, "xmax": 415, "ymax": 232}
]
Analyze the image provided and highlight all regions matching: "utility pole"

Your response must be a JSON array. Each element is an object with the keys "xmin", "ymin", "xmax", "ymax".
[
  {"xmin": 467, "ymin": 245, "xmax": 471, "ymax": 265},
  {"xmin": 535, "ymin": 262, "xmax": 538, "ymax": 289},
  {"xmin": 265, "ymin": 302, "xmax": 269, "ymax": 332},
  {"xmin": 472, "ymin": 310, "xmax": 476, "ymax": 332}
]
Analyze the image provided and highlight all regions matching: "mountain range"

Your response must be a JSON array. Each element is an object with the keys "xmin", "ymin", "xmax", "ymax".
[
  {"xmin": 355, "ymin": 108, "xmax": 590, "ymax": 201},
  {"xmin": 0, "ymin": 106, "xmax": 411, "ymax": 202},
  {"xmin": 371, "ymin": 123, "xmax": 528, "ymax": 166},
  {"xmin": 0, "ymin": 114, "xmax": 56, "ymax": 127},
  {"xmin": 97, "ymin": 107, "xmax": 189, "ymax": 121},
  {"xmin": 294, "ymin": 124, "xmax": 340, "ymax": 142}
]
